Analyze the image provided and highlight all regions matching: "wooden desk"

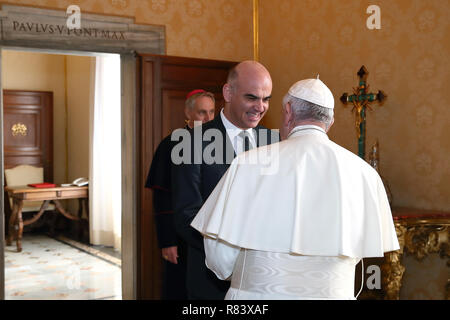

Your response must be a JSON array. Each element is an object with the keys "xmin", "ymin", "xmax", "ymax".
[
  {"xmin": 5, "ymin": 185, "xmax": 89, "ymax": 252},
  {"xmin": 381, "ymin": 207, "xmax": 449, "ymax": 299}
]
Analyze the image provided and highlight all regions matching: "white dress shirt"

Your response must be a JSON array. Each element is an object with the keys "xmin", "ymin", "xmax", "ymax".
[{"xmin": 220, "ymin": 109, "xmax": 256, "ymax": 154}]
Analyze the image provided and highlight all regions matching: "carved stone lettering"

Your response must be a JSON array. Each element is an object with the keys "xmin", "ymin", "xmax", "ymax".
[{"xmin": 0, "ymin": 5, "xmax": 165, "ymax": 54}]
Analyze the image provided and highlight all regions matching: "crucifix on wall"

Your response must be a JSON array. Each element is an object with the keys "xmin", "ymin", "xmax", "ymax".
[{"xmin": 340, "ymin": 66, "xmax": 387, "ymax": 160}]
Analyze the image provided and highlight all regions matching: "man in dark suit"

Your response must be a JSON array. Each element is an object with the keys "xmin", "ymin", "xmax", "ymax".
[
  {"xmin": 145, "ymin": 89, "xmax": 215, "ymax": 299},
  {"xmin": 171, "ymin": 61, "xmax": 279, "ymax": 299}
]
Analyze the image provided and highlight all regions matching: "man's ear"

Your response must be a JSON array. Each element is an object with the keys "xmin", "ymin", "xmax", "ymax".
[
  {"xmin": 326, "ymin": 117, "xmax": 335, "ymax": 133},
  {"xmin": 284, "ymin": 102, "xmax": 294, "ymax": 125},
  {"xmin": 184, "ymin": 106, "xmax": 191, "ymax": 120},
  {"xmin": 223, "ymin": 83, "xmax": 232, "ymax": 103}
]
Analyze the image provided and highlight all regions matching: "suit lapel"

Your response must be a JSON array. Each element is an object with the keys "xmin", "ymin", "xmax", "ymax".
[{"xmin": 209, "ymin": 116, "xmax": 236, "ymax": 163}]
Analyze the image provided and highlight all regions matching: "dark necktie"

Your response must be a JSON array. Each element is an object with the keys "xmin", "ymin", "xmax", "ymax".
[{"xmin": 239, "ymin": 131, "xmax": 252, "ymax": 152}]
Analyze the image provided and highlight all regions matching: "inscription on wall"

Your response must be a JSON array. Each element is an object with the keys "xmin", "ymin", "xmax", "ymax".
[
  {"xmin": 12, "ymin": 20, "xmax": 127, "ymax": 40},
  {"xmin": 0, "ymin": 4, "xmax": 165, "ymax": 54}
]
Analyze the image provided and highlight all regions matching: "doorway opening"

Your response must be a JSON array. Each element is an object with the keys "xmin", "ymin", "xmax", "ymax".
[{"xmin": 2, "ymin": 48, "xmax": 122, "ymax": 300}]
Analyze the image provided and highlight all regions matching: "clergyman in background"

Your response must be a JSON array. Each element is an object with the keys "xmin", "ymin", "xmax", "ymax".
[{"xmin": 145, "ymin": 89, "xmax": 215, "ymax": 299}]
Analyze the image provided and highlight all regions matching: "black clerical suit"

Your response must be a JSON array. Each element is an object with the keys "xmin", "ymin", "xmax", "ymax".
[
  {"xmin": 171, "ymin": 115, "xmax": 279, "ymax": 299},
  {"xmin": 145, "ymin": 132, "xmax": 188, "ymax": 300}
]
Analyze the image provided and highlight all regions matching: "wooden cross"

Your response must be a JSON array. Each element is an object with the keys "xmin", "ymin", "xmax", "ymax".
[{"xmin": 340, "ymin": 66, "xmax": 387, "ymax": 160}]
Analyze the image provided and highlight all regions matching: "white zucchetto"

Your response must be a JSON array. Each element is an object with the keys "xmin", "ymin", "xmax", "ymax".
[{"xmin": 288, "ymin": 76, "xmax": 334, "ymax": 109}]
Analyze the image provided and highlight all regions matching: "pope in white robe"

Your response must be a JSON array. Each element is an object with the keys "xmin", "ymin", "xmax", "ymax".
[{"xmin": 191, "ymin": 78, "xmax": 400, "ymax": 300}]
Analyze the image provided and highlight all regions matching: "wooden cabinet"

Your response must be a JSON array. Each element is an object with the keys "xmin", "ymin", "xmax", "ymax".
[{"xmin": 3, "ymin": 90, "xmax": 53, "ymax": 181}]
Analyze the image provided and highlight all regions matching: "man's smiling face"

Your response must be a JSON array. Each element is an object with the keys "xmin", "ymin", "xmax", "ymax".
[{"xmin": 223, "ymin": 61, "xmax": 272, "ymax": 129}]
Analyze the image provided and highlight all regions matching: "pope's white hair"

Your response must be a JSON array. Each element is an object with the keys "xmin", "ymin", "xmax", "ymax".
[{"xmin": 282, "ymin": 93, "xmax": 334, "ymax": 128}]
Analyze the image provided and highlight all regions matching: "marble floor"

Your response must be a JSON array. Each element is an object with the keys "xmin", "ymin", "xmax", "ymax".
[{"xmin": 4, "ymin": 233, "xmax": 122, "ymax": 300}]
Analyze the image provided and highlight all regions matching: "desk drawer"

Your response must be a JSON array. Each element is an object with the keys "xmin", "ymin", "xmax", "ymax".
[{"xmin": 23, "ymin": 190, "xmax": 88, "ymax": 201}]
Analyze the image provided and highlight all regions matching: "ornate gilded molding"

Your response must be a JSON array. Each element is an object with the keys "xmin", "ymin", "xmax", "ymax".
[
  {"xmin": 11, "ymin": 122, "xmax": 27, "ymax": 136},
  {"xmin": 404, "ymin": 224, "xmax": 449, "ymax": 261},
  {"xmin": 381, "ymin": 222, "xmax": 406, "ymax": 300},
  {"xmin": 381, "ymin": 216, "xmax": 450, "ymax": 300}
]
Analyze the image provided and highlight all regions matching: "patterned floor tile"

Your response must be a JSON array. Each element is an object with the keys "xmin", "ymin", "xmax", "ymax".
[{"xmin": 5, "ymin": 234, "xmax": 122, "ymax": 300}]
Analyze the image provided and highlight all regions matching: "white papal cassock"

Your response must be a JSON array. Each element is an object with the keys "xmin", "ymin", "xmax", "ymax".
[{"xmin": 191, "ymin": 125, "xmax": 400, "ymax": 300}]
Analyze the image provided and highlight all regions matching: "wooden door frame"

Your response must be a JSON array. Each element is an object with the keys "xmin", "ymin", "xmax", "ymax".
[{"xmin": 0, "ymin": 49, "xmax": 4, "ymax": 300}]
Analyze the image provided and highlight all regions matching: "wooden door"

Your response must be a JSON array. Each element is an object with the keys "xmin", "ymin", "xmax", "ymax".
[
  {"xmin": 3, "ymin": 90, "xmax": 53, "ymax": 181},
  {"xmin": 138, "ymin": 54, "xmax": 236, "ymax": 299}
]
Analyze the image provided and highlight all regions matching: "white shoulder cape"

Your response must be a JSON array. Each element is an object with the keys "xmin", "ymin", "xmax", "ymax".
[{"xmin": 191, "ymin": 128, "xmax": 399, "ymax": 258}]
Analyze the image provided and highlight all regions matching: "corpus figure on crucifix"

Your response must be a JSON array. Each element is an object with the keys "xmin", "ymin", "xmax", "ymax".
[{"xmin": 340, "ymin": 65, "xmax": 387, "ymax": 160}]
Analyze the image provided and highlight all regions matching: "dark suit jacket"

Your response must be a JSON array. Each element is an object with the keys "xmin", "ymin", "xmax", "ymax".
[{"xmin": 171, "ymin": 115, "xmax": 279, "ymax": 299}]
